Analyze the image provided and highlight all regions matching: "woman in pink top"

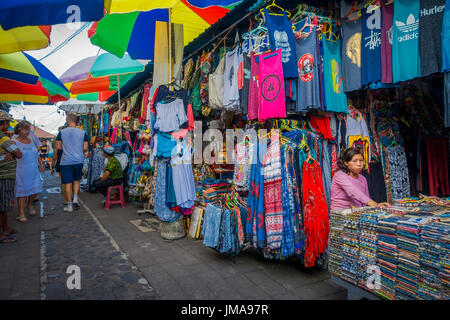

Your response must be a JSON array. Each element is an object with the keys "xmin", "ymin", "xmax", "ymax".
[{"xmin": 331, "ymin": 148, "xmax": 389, "ymax": 211}]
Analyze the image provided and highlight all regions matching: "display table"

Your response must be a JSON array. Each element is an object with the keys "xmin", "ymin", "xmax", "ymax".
[{"xmin": 330, "ymin": 276, "xmax": 381, "ymax": 300}]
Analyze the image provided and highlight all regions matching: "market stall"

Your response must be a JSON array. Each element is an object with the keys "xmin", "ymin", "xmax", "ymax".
[{"xmin": 82, "ymin": 0, "xmax": 450, "ymax": 299}]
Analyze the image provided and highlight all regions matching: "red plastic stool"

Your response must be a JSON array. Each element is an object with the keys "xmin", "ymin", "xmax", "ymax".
[{"xmin": 105, "ymin": 184, "xmax": 125, "ymax": 210}]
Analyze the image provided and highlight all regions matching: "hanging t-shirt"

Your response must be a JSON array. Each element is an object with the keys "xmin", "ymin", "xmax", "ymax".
[
  {"xmin": 294, "ymin": 29, "xmax": 321, "ymax": 111},
  {"xmin": 445, "ymin": 72, "xmax": 450, "ymax": 127},
  {"xmin": 420, "ymin": 0, "xmax": 446, "ymax": 77},
  {"xmin": 442, "ymin": 0, "xmax": 450, "ymax": 71},
  {"xmin": 258, "ymin": 49, "xmax": 286, "ymax": 121},
  {"xmin": 223, "ymin": 45, "xmax": 242, "ymax": 110},
  {"xmin": 248, "ymin": 53, "xmax": 260, "ymax": 120},
  {"xmin": 240, "ymin": 55, "xmax": 251, "ymax": 114},
  {"xmin": 362, "ymin": 4, "xmax": 382, "ymax": 85},
  {"xmin": 392, "ymin": 0, "xmax": 421, "ymax": 83},
  {"xmin": 322, "ymin": 38, "xmax": 347, "ymax": 113},
  {"xmin": 264, "ymin": 9, "xmax": 298, "ymax": 79},
  {"xmin": 381, "ymin": 2, "xmax": 394, "ymax": 83},
  {"xmin": 340, "ymin": 0, "xmax": 362, "ymax": 92}
]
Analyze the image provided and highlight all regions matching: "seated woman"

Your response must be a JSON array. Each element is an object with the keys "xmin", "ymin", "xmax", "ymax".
[
  {"xmin": 94, "ymin": 145, "xmax": 123, "ymax": 201},
  {"xmin": 331, "ymin": 148, "xmax": 389, "ymax": 211}
]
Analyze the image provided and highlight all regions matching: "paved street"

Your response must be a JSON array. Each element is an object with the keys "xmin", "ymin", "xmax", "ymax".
[{"xmin": 0, "ymin": 171, "xmax": 346, "ymax": 300}]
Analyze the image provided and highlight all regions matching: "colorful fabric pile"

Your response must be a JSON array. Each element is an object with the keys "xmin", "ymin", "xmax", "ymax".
[
  {"xmin": 395, "ymin": 217, "xmax": 433, "ymax": 299},
  {"xmin": 328, "ymin": 209, "xmax": 349, "ymax": 277},
  {"xmin": 341, "ymin": 212, "xmax": 360, "ymax": 286},
  {"xmin": 418, "ymin": 222, "xmax": 449, "ymax": 299},
  {"xmin": 375, "ymin": 216, "xmax": 401, "ymax": 300},
  {"xmin": 357, "ymin": 210, "xmax": 379, "ymax": 291}
]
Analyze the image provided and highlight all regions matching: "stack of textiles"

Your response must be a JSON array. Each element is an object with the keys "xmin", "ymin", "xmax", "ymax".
[
  {"xmin": 439, "ymin": 222, "xmax": 450, "ymax": 299},
  {"xmin": 201, "ymin": 188, "xmax": 218, "ymax": 206},
  {"xmin": 357, "ymin": 209, "xmax": 380, "ymax": 292},
  {"xmin": 395, "ymin": 217, "xmax": 433, "ymax": 300},
  {"xmin": 376, "ymin": 216, "xmax": 402, "ymax": 300},
  {"xmin": 328, "ymin": 210, "xmax": 349, "ymax": 277},
  {"xmin": 341, "ymin": 212, "xmax": 360, "ymax": 285},
  {"xmin": 202, "ymin": 179, "xmax": 232, "ymax": 195},
  {"xmin": 418, "ymin": 222, "xmax": 448, "ymax": 299}
]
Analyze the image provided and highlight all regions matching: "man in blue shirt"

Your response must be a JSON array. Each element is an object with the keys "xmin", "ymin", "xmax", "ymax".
[{"xmin": 54, "ymin": 113, "xmax": 88, "ymax": 212}]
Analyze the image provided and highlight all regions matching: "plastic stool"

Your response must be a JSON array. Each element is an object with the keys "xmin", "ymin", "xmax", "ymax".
[{"xmin": 105, "ymin": 184, "xmax": 125, "ymax": 210}]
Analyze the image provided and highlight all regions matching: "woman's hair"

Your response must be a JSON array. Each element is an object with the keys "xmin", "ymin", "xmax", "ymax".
[
  {"xmin": 337, "ymin": 147, "xmax": 364, "ymax": 174},
  {"xmin": 14, "ymin": 121, "xmax": 31, "ymax": 135}
]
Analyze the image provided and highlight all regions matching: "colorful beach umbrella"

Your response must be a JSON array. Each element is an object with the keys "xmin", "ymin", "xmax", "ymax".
[
  {"xmin": 60, "ymin": 53, "xmax": 145, "ymax": 96},
  {"xmin": 0, "ymin": 78, "xmax": 68, "ymax": 104},
  {"xmin": 0, "ymin": 25, "xmax": 51, "ymax": 54},
  {"xmin": 0, "ymin": 52, "xmax": 69, "ymax": 100},
  {"xmin": 0, "ymin": 0, "xmax": 105, "ymax": 30},
  {"xmin": 90, "ymin": 0, "xmax": 242, "ymax": 59}
]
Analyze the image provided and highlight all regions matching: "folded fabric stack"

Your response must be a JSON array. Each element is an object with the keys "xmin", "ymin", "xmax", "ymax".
[
  {"xmin": 418, "ymin": 221, "xmax": 446, "ymax": 299},
  {"xmin": 341, "ymin": 212, "xmax": 360, "ymax": 285},
  {"xmin": 328, "ymin": 210, "xmax": 348, "ymax": 277},
  {"xmin": 395, "ymin": 217, "xmax": 433, "ymax": 300},
  {"xmin": 357, "ymin": 211, "xmax": 379, "ymax": 292},
  {"xmin": 438, "ymin": 222, "xmax": 450, "ymax": 299},
  {"xmin": 376, "ymin": 216, "xmax": 402, "ymax": 300},
  {"xmin": 201, "ymin": 188, "xmax": 218, "ymax": 206}
]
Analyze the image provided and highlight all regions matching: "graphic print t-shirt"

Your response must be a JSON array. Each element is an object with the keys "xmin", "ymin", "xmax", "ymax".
[
  {"xmin": 441, "ymin": 0, "xmax": 450, "ymax": 71},
  {"xmin": 362, "ymin": 4, "xmax": 382, "ymax": 85},
  {"xmin": 392, "ymin": 0, "xmax": 421, "ymax": 82},
  {"xmin": 265, "ymin": 9, "xmax": 298, "ymax": 79},
  {"xmin": 294, "ymin": 29, "xmax": 321, "ymax": 111},
  {"xmin": 420, "ymin": 0, "xmax": 446, "ymax": 77},
  {"xmin": 340, "ymin": 0, "xmax": 362, "ymax": 92},
  {"xmin": 322, "ymin": 38, "xmax": 348, "ymax": 113},
  {"xmin": 381, "ymin": 3, "xmax": 394, "ymax": 83}
]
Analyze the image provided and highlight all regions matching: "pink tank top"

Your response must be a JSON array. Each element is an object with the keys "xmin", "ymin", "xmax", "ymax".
[
  {"xmin": 258, "ymin": 49, "xmax": 286, "ymax": 121},
  {"xmin": 247, "ymin": 52, "xmax": 260, "ymax": 120}
]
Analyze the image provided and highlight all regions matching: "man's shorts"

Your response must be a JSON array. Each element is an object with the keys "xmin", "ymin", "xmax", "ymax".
[{"xmin": 60, "ymin": 163, "xmax": 83, "ymax": 184}]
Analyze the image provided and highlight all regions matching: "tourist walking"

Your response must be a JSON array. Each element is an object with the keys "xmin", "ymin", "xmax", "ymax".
[
  {"xmin": 0, "ymin": 110, "xmax": 22, "ymax": 243},
  {"xmin": 12, "ymin": 122, "xmax": 44, "ymax": 222},
  {"xmin": 54, "ymin": 114, "xmax": 88, "ymax": 212}
]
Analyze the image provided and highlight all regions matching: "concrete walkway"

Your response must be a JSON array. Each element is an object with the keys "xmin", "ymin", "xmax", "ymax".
[{"xmin": 0, "ymin": 171, "xmax": 346, "ymax": 300}]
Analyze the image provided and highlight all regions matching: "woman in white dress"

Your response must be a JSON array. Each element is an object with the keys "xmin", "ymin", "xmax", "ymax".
[{"xmin": 13, "ymin": 122, "xmax": 44, "ymax": 222}]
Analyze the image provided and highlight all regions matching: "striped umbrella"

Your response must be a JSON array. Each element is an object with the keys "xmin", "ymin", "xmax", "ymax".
[
  {"xmin": 0, "ymin": 78, "xmax": 69, "ymax": 104},
  {"xmin": 0, "ymin": 25, "xmax": 51, "ymax": 54},
  {"xmin": 60, "ymin": 53, "xmax": 144, "ymax": 95},
  {"xmin": 89, "ymin": 0, "xmax": 242, "ymax": 59},
  {"xmin": 0, "ymin": 52, "xmax": 69, "ymax": 100}
]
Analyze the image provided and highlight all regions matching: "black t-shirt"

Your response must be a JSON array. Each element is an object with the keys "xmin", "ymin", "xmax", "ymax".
[{"xmin": 40, "ymin": 146, "xmax": 48, "ymax": 154}]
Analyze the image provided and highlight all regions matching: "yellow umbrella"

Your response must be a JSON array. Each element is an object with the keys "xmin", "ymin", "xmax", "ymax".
[{"xmin": 0, "ymin": 25, "xmax": 51, "ymax": 54}]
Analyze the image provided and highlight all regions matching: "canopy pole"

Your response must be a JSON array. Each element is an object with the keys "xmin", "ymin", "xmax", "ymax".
[{"xmin": 168, "ymin": 8, "xmax": 173, "ymax": 89}]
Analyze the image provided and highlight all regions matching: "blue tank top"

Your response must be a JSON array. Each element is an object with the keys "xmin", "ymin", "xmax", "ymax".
[
  {"xmin": 361, "ymin": 4, "xmax": 382, "ymax": 85},
  {"xmin": 264, "ymin": 9, "xmax": 298, "ymax": 79},
  {"xmin": 322, "ymin": 38, "xmax": 348, "ymax": 113},
  {"xmin": 442, "ymin": 0, "xmax": 450, "ymax": 71},
  {"xmin": 392, "ymin": 0, "xmax": 421, "ymax": 82}
]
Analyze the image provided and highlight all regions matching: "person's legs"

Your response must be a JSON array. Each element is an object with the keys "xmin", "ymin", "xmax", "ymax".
[
  {"xmin": 72, "ymin": 163, "xmax": 83, "ymax": 208},
  {"xmin": 60, "ymin": 165, "xmax": 75, "ymax": 211},
  {"xmin": 27, "ymin": 194, "xmax": 37, "ymax": 215},
  {"xmin": 17, "ymin": 197, "xmax": 27, "ymax": 220}
]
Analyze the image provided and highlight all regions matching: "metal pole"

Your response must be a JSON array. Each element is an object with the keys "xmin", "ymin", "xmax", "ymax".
[{"xmin": 168, "ymin": 8, "xmax": 173, "ymax": 88}]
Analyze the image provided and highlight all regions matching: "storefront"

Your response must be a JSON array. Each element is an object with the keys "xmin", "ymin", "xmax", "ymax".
[{"xmin": 83, "ymin": 0, "xmax": 450, "ymax": 300}]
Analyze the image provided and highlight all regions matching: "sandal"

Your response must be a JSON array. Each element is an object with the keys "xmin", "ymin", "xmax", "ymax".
[
  {"xmin": 5, "ymin": 228, "xmax": 17, "ymax": 235},
  {"xmin": 0, "ymin": 235, "xmax": 17, "ymax": 243},
  {"xmin": 16, "ymin": 216, "xmax": 27, "ymax": 223}
]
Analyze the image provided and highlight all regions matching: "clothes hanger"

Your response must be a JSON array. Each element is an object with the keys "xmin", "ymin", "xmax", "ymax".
[
  {"xmin": 342, "ymin": 1, "xmax": 362, "ymax": 22},
  {"xmin": 260, "ymin": 0, "xmax": 291, "ymax": 18}
]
